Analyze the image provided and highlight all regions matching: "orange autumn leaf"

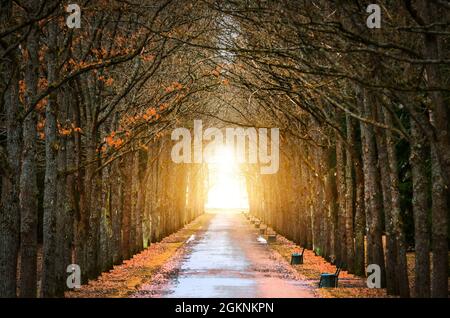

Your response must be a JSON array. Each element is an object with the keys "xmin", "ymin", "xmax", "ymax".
[
  {"xmin": 211, "ymin": 69, "xmax": 220, "ymax": 77},
  {"xmin": 38, "ymin": 78, "xmax": 48, "ymax": 90},
  {"xmin": 37, "ymin": 120, "xmax": 45, "ymax": 131},
  {"xmin": 173, "ymin": 81, "xmax": 182, "ymax": 90},
  {"xmin": 95, "ymin": 144, "xmax": 109, "ymax": 153},
  {"xmin": 105, "ymin": 135, "xmax": 115, "ymax": 146},
  {"xmin": 71, "ymin": 123, "xmax": 82, "ymax": 133},
  {"xmin": 113, "ymin": 138, "xmax": 123, "ymax": 148},
  {"xmin": 164, "ymin": 81, "xmax": 183, "ymax": 93},
  {"xmin": 147, "ymin": 107, "xmax": 156, "ymax": 116},
  {"xmin": 104, "ymin": 130, "xmax": 125, "ymax": 149},
  {"xmin": 141, "ymin": 54, "xmax": 155, "ymax": 62},
  {"xmin": 105, "ymin": 78, "xmax": 114, "ymax": 86},
  {"xmin": 164, "ymin": 86, "xmax": 174, "ymax": 93},
  {"xmin": 18, "ymin": 80, "xmax": 26, "ymax": 103},
  {"xmin": 36, "ymin": 99, "xmax": 47, "ymax": 112},
  {"xmin": 59, "ymin": 128, "xmax": 72, "ymax": 136}
]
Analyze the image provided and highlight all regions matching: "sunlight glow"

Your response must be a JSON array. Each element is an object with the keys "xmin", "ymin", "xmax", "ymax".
[{"xmin": 205, "ymin": 146, "xmax": 249, "ymax": 210}]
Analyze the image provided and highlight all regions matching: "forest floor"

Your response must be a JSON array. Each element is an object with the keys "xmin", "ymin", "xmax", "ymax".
[
  {"xmin": 267, "ymin": 231, "xmax": 389, "ymax": 298},
  {"xmin": 267, "ymin": 224, "xmax": 450, "ymax": 298},
  {"xmin": 65, "ymin": 213, "xmax": 213, "ymax": 298}
]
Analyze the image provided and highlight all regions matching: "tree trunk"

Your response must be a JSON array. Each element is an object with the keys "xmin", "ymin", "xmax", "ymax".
[
  {"xmin": 410, "ymin": 116, "xmax": 430, "ymax": 297},
  {"xmin": 41, "ymin": 19, "xmax": 59, "ymax": 297},
  {"xmin": 420, "ymin": 0, "xmax": 449, "ymax": 299},
  {"xmin": 431, "ymin": 144, "xmax": 448, "ymax": 298},
  {"xmin": 121, "ymin": 154, "xmax": 132, "ymax": 259},
  {"xmin": 384, "ymin": 109, "xmax": 410, "ymax": 297},
  {"xmin": 99, "ymin": 163, "xmax": 112, "ymax": 272},
  {"xmin": 346, "ymin": 96, "xmax": 366, "ymax": 277},
  {"xmin": 345, "ymin": 114, "xmax": 355, "ymax": 273},
  {"xmin": 421, "ymin": 1, "xmax": 450, "ymax": 188},
  {"xmin": 374, "ymin": 108, "xmax": 398, "ymax": 295},
  {"xmin": 335, "ymin": 132, "xmax": 346, "ymax": 266},
  {"xmin": 65, "ymin": 99, "xmax": 76, "ymax": 272},
  {"xmin": 111, "ymin": 159, "xmax": 123, "ymax": 264},
  {"xmin": 18, "ymin": 17, "xmax": 39, "ymax": 298},
  {"xmin": 360, "ymin": 88, "xmax": 386, "ymax": 287},
  {"xmin": 86, "ymin": 132, "xmax": 101, "ymax": 279},
  {"xmin": 353, "ymin": 147, "xmax": 366, "ymax": 276},
  {"xmin": 130, "ymin": 151, "xmax": 139, "ymax": 255},
  {"xmin": 0, "ymin": 2, "xmax": 21, "ymax": 296}
]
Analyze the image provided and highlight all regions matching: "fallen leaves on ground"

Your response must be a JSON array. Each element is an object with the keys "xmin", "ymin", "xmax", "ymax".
[
  {"xmin": 267, "ymin": 233, "xmax": 390, "ymax": 298},
  {"xmin": 65, "ymin": 214, "xmax": 212, "ymax": 298}
]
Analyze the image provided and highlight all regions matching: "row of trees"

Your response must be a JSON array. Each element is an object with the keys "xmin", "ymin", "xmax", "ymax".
[
  {"xmin": 0, "ymin": 0, "xmax": 448, "ymax": 299},
  {"xmin": 220, "ymin": 0, "xmax": 449, "ymax": 298},
  {"xmin": 0, "ymin": 0, "xmax": 219, "ymax": 297}
]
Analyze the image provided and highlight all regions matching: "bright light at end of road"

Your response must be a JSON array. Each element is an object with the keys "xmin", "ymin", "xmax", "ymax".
[{"xmin": 205, "ymin": 146, "xmax": 249, "ymax": 210}]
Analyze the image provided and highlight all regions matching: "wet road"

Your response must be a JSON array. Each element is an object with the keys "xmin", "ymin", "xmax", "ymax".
[{"xmin": 160, "ymin": 211, "xmax": 316, "ymax": 298}]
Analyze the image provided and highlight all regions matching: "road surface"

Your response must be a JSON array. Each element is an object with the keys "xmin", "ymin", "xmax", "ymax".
[{"xmin": 136, "ymin": 211, "xmax": 317, "ymax": 298}]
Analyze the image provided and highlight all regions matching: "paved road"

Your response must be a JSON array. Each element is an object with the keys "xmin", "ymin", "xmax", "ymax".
[{"xmin": 157, "ymin": 211, "xmax": 316, "ymax": 298}]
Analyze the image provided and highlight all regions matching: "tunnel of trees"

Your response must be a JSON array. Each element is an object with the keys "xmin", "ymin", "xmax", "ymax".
[{"xmin": 0, "ymin": 0, "xmax": 449, "ymax": 298}]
